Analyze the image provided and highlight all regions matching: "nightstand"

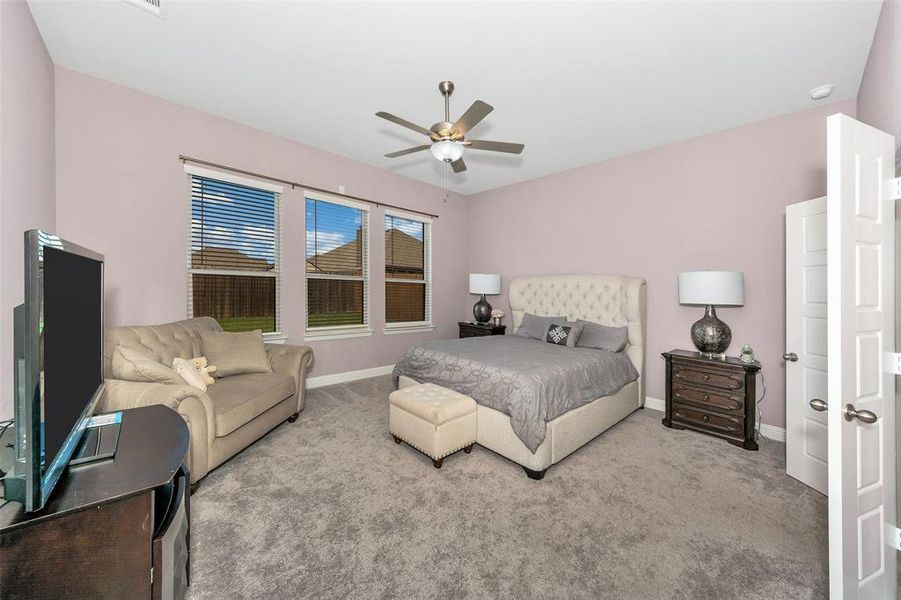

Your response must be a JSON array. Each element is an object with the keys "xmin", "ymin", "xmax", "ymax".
[
  {"xmin": 662, "ymin": 349, "xmax": 761, "ymax": 450},
  {"xmin": 458, "ymin": 321, "xmax": 506, "ymax": 338}
]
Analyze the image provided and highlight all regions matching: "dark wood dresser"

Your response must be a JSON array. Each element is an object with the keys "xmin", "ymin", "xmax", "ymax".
[
  {"xmin": 0, "ymin": 405, "xmax": 191, "ymax": 599},
  {"xmin": 458, "ymin": 321, "xmax": 506, "ymax": 338},
  {"xmin": 662, "ymin": 349, "xmax": 761, "ymax": 450}
]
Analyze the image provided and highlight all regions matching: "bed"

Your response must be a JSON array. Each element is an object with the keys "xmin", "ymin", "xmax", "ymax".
[{"xmin": 394, "ymin": 273, "xmax": 646, "ymax": 478}]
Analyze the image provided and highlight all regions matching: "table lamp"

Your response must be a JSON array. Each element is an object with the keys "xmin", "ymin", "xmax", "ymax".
[
  {"xmin": 469, "ymin": 273, "xmax": 501, "ymax": 324},
  {"xmin": 678, "ymin": 271, "xmax": 744, "ymax": 357}
]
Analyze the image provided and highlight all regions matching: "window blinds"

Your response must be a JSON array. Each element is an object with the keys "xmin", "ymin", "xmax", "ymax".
[
  {"xmin": 305, "ymin": 194, "xmax": 370, "ymax": 329},
  {"xmin": 385, "ymin": 213, "xmax": 431, "ymax": 325},
  {"xmin": 188, "ymin": 175, "xmax": 281, "ymax": 333}
]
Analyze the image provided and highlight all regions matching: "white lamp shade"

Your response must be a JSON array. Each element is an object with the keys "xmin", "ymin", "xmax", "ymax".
[
  {"xmin": 678, "ymin": 271, "xmax": 744, "ymax": 306},
  {"xmin": 431, "ymin": 140, "xmax": 464, "ymax": 162},
  {"xmin": 469, "ymin": 273, "xmax": 501, "ymax": 295}
]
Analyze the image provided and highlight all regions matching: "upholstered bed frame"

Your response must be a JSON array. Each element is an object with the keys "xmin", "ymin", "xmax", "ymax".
[{"xmin": 400, "ymin": 273, "xmax": 646, "ymax": 479}]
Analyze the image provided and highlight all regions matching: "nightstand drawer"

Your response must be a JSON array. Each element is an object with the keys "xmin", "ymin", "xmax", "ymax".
[
  {"xmin": 461, "ymin": 328, "xmax": 491, "ymax": 338},
  {"xmin": 672, "ymin": 364, "xmax": 744, "ymax": 391},
  {"xmin": 672, "ymin": 383, "xmax": 744, "ymax": 414},
  {"xmin": 458, "ymin": 322, "xmax": 505, "ymax": 338},
  {"xmin": 672, "ymin": 402, "xmax": 743, "ymax": 436}
]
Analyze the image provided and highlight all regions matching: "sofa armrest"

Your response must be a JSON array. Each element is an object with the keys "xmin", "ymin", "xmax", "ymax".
[
  {"xmin": 266, "ymin": 344, "xmax": 314, "ymax": 412},
  {"xmin": 99, "ymin": 379, "xmax": 215, "ymax": 482}
]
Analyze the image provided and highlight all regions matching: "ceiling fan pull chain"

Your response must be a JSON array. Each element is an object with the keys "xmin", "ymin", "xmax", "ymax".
[{"xmin": 443, "ymin": 162, "xmax": 448, "ymax": 202}]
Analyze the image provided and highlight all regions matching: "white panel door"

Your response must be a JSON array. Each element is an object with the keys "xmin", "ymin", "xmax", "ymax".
[
  {"xmin": 826, "ymin": 113, "xmax": 896, "ymax": 599},
  {"xmin": 785, "ymin": 196, "xmax": 828, "ymax": 494}
]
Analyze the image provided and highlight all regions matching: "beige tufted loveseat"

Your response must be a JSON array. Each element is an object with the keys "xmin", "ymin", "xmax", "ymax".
[{"xmin": 97, "ymin": 317, "xmax": 313, "ymax": 484}]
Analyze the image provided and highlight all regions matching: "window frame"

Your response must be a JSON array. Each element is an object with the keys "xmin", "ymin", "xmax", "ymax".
[
  {"xmin": 185, "ymin": 165, "xmax": 285, "ymax": 342},
  {"xmin": 383, "ymin": 208, "xmax": 433, "ymax": 334},
  {"xmin": 304, "ymin": 190, "xmax": 372, "ymax": 340}
]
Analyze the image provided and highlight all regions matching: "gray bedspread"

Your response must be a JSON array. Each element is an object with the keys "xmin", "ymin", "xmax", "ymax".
[{"xmin": 392, "ymin": 335, "xmax": 639, "ymax": 453}]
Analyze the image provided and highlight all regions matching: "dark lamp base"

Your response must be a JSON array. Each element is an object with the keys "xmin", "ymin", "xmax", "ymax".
[
  {"xmin": 690, "ymin": 305, "xmax": 732, "ymax": 356},
  {"xmin": 473, "ymin": 294, "xmax": 492, "ymax": 324}
]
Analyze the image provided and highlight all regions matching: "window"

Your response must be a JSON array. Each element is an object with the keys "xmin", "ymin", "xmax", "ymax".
[
  {"xmin": 187, "ymin": 171, "xmax": 281, "ymax": 335},
  {"xmin": 384, "ymin": 212, "xmax": 431, "ymax": 329},
  {"xmin": 305, "ymin": 192, "xmax": 370, "ymax": 335}
]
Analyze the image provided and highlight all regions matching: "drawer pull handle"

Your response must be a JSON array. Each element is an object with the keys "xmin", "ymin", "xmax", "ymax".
[
  {"xmin": 703, "ymin": 394, "xmax": 710, "ymax": 401},
  {"xmin": 703, "ymin": 374, "xmax": 710, "ymax": 381},
  {"xmin": 702, "ymin": 415, "xmax": 710, "ymax": 422}
]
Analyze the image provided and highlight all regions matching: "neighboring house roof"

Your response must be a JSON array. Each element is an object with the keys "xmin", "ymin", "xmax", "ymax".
[
  {"xmin": 385, "ymin": 228, "xmax": 424, "ymax": 272},
  {"xmin": 192, "ymin": 247, "xmax": 273, "ymax": 271},
  {"xmin": 306, "ymin": 228, "xmax": 422, "ymax": 275}
]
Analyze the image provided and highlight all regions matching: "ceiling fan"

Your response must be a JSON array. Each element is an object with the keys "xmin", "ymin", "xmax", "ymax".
[{"xmin": 377, "ymin": 81, "xmax": 524, "ymax": 173}]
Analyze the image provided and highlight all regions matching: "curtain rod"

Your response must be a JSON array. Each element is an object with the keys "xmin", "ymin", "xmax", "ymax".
[{"xmin": 178, "ymin": 154, "xmax": 440, "ymax": 220}]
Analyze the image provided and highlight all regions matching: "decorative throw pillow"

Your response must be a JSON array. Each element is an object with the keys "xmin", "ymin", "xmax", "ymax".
[
  {"xmin": 575, "ymin": 320, "xmax": 629, "ymax": 352},
  {"xmin": 562, "ymin": 321, "xmax": 584, "ymax": 347},
  {"xmin": 198, "ymin": 329, "xmax": 271, "ymax": 378},
  {"xmin": 545, "ymin": 323, "xmax": 573, "ymax": 346},
  {"xmin": 515, "ymin": 313, "xmax": 566, "ymax": 340},
  {"xmin": 172, "ymin": 357, "xmax": 207, "ymax": 392},
  {"xmin": 111, "ymin": 346, "xmax": 184, "ymax": 385}
]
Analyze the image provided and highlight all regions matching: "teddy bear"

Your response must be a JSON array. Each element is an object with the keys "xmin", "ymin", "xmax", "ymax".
[{"xmin": 191, "ymin": 356, "xmax": 218, "ymax": 386}]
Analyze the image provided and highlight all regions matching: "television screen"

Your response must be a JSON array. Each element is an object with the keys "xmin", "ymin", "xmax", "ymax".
[
  {"xmin": 3, "ymin": 231, "xmax": 105, "ymax": 512},
  {"xmin": 42, "ymin": 246, "xmax": 103, "ymax": 469}
]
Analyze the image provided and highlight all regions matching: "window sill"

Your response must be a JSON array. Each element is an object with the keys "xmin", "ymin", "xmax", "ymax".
[
  {"xmin": 263, "ymin": 332, "xmax": 288, "ymax": 344},
  {"xmin": 383, "ymin": 324, "xmax": 435, "ymax": 335},
  {"xmin": 304, "ymin": 327, "xmax": 373, "ymax": 341}
]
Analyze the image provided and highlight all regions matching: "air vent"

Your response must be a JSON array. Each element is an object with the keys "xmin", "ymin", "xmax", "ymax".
[{"xmin": 122, "ymin": 0, "xmax": 165, "ymax": 18}]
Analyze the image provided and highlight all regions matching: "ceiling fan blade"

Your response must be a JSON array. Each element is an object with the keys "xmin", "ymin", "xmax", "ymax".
[
  {"xmin": 385, "ymin": 145, "xmax": 430, "ymax": 158},
  {"xmin": 466, "ymin": 140, "xmax": 525, "ymax": 154},
  {"xmin": 376, "ymin": 111, "xmax": 433, "ymax": 137},
  {"xmin": 451, "ymin": 157, "xmax": 467, "ymax": 173},
  {"xmin": 452, "ymin": 100, "xmax": 493, "ymax": 135}
]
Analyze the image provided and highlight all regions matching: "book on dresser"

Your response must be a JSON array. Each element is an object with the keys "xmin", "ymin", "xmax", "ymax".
[{"xmin": 661, "ymin": 349, "xmax": 761, "ymax": 450}]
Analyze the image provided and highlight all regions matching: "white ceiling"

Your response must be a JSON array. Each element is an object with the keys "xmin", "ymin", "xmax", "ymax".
[{"xmin": 28, "ymin": 1, "xmax": 882, "ymax": 195}]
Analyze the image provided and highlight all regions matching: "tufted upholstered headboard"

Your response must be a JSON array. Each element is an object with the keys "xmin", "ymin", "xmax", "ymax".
[{"xmin": 509, "ymin": 274, "xmax": 646, "ymax": 402}]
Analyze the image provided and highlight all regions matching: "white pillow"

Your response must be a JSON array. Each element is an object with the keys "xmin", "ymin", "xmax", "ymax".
[{"xmin": 172, "ymin": 357, "xmax": 207, "ymax": 392}]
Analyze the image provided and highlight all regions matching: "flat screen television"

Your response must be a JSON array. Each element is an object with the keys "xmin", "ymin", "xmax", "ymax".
[{"xmin": 3, "ymin": 230, "xmax": 105, "ymax": 512}]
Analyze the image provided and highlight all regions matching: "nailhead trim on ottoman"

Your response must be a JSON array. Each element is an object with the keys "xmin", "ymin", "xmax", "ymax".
[{"xmin": 389, "ymin": 383, "xmax": 477, "ymax": 469}]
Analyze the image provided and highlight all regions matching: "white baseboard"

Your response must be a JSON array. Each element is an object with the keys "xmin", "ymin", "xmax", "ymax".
[
  {"xmin": 644, "ymin": 396, "xmax": 665, "ymax": 412},
  {"xmin": 645, "ymin": 395, "xmax": 786, "ymax": 442},
  {"xmin": 758, "ymin": 423, "xmax": 786, "ymax": 442},
  {"xmin": 307, "ymin": 364, "xmax": 395, "ymax": 389}
]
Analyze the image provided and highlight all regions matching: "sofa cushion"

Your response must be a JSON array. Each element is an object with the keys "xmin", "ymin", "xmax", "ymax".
[
  {"xmin": 206, "ymin": 373, "xmax": 295, "ymax": 437},
  {"xmin": 199, "ymin": 329, "xmax": 271, "ymax": 378},
  {"xmin": 111, "ymin": 346, "xmax": 184, "ymax": 385}
]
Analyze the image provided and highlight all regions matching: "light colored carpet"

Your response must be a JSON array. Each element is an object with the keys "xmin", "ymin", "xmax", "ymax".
[{"xmin": 187, "ymin": 375, "xmax": 827, "ymax": 599}]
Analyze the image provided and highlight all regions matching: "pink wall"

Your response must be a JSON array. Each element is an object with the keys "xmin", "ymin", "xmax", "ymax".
[
  {"xmin": 857, "ymin": 0, "xmax": 900, "ymax": 144},
  {"xmin": 465, "ymin": 99, "xmax": 856, "ymax": 428},
  {"xmin": 54, "ymin": 68, "xmax": 470, "ymax": 380},
  {"xmin": 0, "ymin": 1, "xmax": 56, "ymax": 419}
]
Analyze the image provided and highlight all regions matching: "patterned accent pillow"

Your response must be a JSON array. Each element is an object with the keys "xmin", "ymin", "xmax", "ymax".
[{"xmin": 545, "ymin": 323, "xmax": 572, "ymax": 346}]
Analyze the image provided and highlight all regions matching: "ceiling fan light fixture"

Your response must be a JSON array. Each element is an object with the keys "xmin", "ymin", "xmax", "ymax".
[{"xmin": 430, "ymin": 140, "xmax": 464, "ymax": 163}]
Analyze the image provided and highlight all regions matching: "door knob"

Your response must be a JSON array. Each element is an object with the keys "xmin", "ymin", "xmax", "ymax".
[
  {"xmin": 783, "ymin": 352, "xmax": 798, "ymax": 362},
  {"xmin": 844, "ymin": 404, "xmax": 878, "ymax": 424},
  {"xmin": 809, "ymin": 398, "xmax": 828, "ymax": 412}
]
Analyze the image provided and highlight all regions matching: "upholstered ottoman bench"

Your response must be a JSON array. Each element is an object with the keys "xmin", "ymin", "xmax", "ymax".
[{"xmin": 389, "ymin": 383, "xmax": 477, "ymax": 468}]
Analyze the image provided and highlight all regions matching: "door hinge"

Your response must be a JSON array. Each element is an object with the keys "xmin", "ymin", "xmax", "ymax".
[
  {"xmin": 150, "ymin": 567, "xmax": 154, "ymax": 583},
  {"xmin": 892, "ymin": 177, "xmax": 901, "ymax": 201},
  {"xmin": 884, "ymin": 352, "xmax": 901, "ymax": 375}
]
